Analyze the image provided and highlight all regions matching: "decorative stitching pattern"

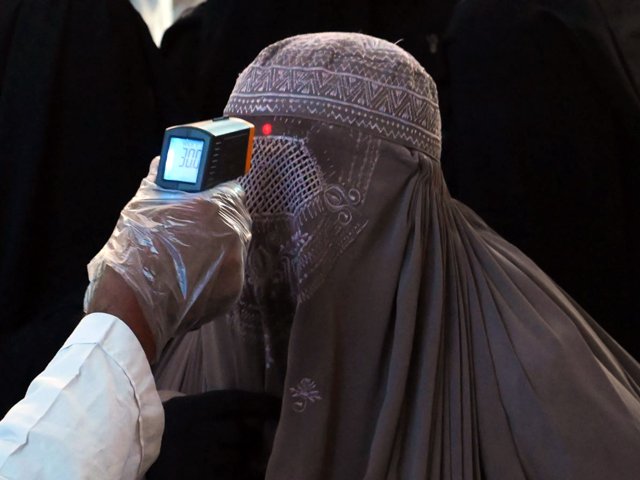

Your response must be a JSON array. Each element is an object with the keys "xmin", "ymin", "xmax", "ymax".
[
  {"xmin": 225, "ymin": 32, "xmax": 441, "ymax": 159},
  {"xmin": 323, "ymin": 185, "xmax": 362, "ymax": 226}
]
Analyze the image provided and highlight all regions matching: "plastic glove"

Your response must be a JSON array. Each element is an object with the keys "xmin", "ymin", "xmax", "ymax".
[{"xmin": 84, "ymin": 158, "xmax": 251, "ymax": 361}]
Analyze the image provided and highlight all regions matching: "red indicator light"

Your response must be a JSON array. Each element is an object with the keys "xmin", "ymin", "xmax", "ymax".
[{"xmin": 261, "ymin": 123, "xmax": 273, "ymax": 136}]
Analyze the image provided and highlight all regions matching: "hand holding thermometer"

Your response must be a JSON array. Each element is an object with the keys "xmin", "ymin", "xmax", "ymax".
[{"xmin": 156, "ymin": 116, "xmax": 255, "ymax": 192}]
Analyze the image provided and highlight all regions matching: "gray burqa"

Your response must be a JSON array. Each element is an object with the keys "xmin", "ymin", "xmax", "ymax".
[{"xmin": 154, "ymin": 33, "xmax": 640, "ymax": 479}]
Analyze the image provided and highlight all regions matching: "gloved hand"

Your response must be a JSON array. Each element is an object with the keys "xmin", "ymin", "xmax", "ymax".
[{"xmin": 84, "ymin": 158, "xmax": 251, "ymax": 362}]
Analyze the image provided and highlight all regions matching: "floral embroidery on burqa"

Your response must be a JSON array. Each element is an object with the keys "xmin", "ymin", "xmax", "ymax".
[{"xmin": 290, "ymin": 378, "xmax": 322, "ymax": 413}]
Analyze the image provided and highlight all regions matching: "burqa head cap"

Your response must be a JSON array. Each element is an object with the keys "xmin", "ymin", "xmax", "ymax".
[{"xmin": 225, "ymin": 32, "xmax": 441, "ymax": 159}]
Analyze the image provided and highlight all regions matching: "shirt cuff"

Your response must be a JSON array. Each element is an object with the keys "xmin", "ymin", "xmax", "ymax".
[{"xmin": 63, "ymin": 313, "xmax": 164, "ymax": 476}]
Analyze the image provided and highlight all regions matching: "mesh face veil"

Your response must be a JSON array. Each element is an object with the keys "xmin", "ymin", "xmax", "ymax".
[{"xmin": 241, "ymin": 135, "xmax": 323, "ymax": 217}]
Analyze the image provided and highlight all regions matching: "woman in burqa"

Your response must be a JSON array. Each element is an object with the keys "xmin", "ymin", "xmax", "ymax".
[
  {"xmin": 0, "ymin": 0, "xmax": 189, "ymax": 416},
  {"xmin": 152, "ymin": 33, "xmax": 640, "ymax": 479}
]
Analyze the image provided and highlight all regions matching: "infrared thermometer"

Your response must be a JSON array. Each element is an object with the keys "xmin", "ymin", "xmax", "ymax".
[{"xmin": 156, "ymin": 116, "xmax": 254, "ymax": 192}]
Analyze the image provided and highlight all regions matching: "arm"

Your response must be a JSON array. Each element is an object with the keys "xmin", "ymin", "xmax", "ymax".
[
  {"xmin": 86, "ymin": 265, "xmax": 156, "ymax": 362},
  {"xmin": 0, "ymin": 159, "xmax": 251, "ymax": 479},
  {"xmin": 0, "ymin": 313, "xmax": 163, "ymax": 480}
]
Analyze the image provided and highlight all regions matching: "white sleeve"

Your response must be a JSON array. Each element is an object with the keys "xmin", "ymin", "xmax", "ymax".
[{"xmin": 0, "ymin": 313, "xmax": 164, "ymax": 480}]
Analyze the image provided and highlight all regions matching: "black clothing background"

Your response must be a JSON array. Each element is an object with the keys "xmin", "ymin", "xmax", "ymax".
[
  {"xmin": 441, "ymin": 0, "xmax": 640, "ymax": 358},
  {"xmin": 147, "ymin": 391, "xmax": 280, "ymax": 480},
  {"xmin": 0, "ymin": 0, "xmax": 190, "ymax": 416},
  {"xmin": 161, "ymin": 0, "xmax": 456, "ymax": 118}
]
